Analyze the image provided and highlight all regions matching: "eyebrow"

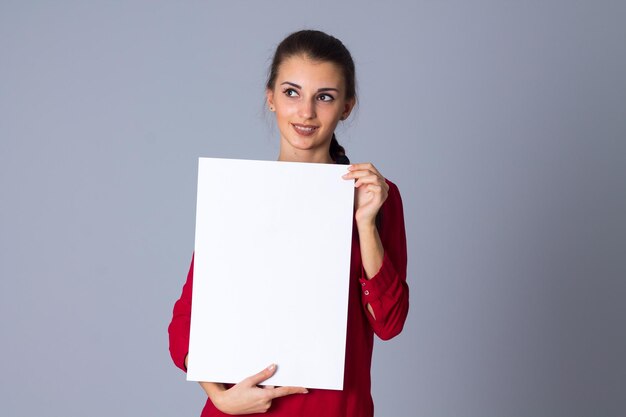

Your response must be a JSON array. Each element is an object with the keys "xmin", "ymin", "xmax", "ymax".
[{"xmin": 280, "ymin": 81, "xmax": 340, "ymax": 93}]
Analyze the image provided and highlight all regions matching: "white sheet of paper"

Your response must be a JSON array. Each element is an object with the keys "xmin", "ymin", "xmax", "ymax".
[{"xmin": 187, "ymin": 158, "xmax": 355, "ymax": 390}]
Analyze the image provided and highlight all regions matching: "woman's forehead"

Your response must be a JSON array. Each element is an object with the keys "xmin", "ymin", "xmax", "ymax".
[{"xmin": 276, "ymin": 55, "xmax": 344, "ymax": 88}]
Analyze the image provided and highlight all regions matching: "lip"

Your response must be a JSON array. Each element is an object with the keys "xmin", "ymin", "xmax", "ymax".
[{"xmin": 291, "ymin": 123, "xmax": 319, "ymax": 137}]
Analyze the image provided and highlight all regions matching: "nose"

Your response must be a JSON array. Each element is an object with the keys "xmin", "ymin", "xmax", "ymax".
[{"xmin": 297, "ymin": 98, "xmax": 316, "ymax": 119}]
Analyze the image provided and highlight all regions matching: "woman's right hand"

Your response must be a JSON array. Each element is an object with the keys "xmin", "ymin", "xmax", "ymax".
[{"xmin": 200, "ymin": 364, "xmax": 308, "ymax": 415}]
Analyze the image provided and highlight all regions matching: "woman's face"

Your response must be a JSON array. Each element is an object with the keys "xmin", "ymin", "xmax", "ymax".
[{"xmin": 267, "ymin": 55, "xmax": 355, "ymax": 163}]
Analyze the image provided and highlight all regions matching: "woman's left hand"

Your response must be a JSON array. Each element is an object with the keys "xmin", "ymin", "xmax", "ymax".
[{"xmin": 343, "ymin": 163, "xmax": 389, "ymax": 228}]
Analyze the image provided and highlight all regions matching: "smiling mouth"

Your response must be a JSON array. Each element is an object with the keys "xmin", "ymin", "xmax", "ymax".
[{"xmin": 291, "ymin": 123, "xmax": 319, "ymax": 136}]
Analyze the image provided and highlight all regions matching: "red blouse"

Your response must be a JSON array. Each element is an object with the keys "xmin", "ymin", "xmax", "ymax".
[{"xmin": 168, "ymin": 179, "xmax": 409, "ymax": 417}]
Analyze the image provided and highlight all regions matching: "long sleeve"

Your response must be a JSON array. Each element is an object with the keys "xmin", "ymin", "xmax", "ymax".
[
  {"xmin": 168, "ymin": 254, "xmax": 194, "ymax": 372},
  {"xmin": 358, "ymin": 180, "xmax": 409, "ymax": 340}
]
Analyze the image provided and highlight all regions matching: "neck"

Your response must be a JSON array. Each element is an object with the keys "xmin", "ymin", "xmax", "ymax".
[
  {"xmin": 277, "ymin": 144, "xmax": 334, "ymax": 164},
  {"xmin": 278, "ymin": 151, "xmax": 333, "ymax": 164}
]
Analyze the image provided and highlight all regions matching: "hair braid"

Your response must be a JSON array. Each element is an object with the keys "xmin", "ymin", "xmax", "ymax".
[{"xmin": 330, "ymin": 134, "xmax": 350, "ymax": 165}]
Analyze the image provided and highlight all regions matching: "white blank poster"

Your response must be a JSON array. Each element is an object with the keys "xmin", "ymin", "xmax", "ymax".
[{"xmin": 187, "ymin": 158, "xmax": 355, "ymax": 390}]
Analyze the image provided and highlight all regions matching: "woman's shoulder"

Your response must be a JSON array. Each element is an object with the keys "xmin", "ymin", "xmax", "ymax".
[{"xmin": 384, "ymin": 178, "xmax": 402, "ymax": 198}]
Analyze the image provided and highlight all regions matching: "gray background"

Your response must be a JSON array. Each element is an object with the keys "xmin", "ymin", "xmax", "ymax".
[{"xmin": 1, "ymin": 1, "xmax": 625, "ymax": 416}]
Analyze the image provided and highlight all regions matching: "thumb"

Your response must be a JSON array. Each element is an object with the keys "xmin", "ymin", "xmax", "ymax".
[{"xmin": 244, "ymin": 364, "xmax": 277, "ymax": 386}]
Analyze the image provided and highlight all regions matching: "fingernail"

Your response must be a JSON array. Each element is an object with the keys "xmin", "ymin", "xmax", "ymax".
[
  {"xmin": 268, "ymin": 364, "xmax": 276, "ymax": 371},
  {"xmin": 303, "ymin": 389, "xmax": 309, "ymax": 394}
]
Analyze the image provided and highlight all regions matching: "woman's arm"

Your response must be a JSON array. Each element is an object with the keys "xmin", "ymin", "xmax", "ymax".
[
  {"xmin": 186, "ymin": 359, "xmax": 307, "ymax": 415},
  {"xmin": 356, "ymin": 222, "xmax": 384, "ymax": 319},
  {"xmin": 343, "ymin": 164, "xmax": 410, "ymax": 340},
  {"xmin": 168, "ymin": 255, "xmax": 195, "ymax": 372}
]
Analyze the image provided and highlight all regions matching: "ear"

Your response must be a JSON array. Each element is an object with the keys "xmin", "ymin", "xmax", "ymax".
[
  {"xmin": 266, "ymin": 88, "xmax": 275, "ymax": 111},
  {"xmin": 341, "ymin": 97, "xmax": 356, "ymax": 120}
]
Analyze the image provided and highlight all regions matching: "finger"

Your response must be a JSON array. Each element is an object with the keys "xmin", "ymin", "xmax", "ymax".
[
  {"xmin": 344, "ymin": 167, "xmax": 385, "ymax": 183},
  {"xmin": 268, "ymin": 385, "xmax": 309, "ymax": 399},
  {"xmin": 355, "ymin": 175, "xmax": 389, "ymax": 188},
  {"xmin": 348, "ymin": 162, "xmax": 377, "ymax": 172},
  {"xmin": 362, "ymin": 184, "xmax": 383, "ymax": 193},
  {"xmin": 244, "ymin": 364, "xmax": 277, "ymax": 386},
  {"xmin": 354, "ymin": 175, "xmax": 386, "ymax": 188},
  {"xmin": 348, "ymin": 163, "xmax": 381, "ymax": 176},
  {"xmin": 343, "ymin": 170, "xmax": 381, "ymax": 180}
]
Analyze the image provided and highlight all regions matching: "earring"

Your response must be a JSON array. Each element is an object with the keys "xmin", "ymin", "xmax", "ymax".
[{"xmin": 269, "ymin": 106, "xmax": 275, "ymax": 111}]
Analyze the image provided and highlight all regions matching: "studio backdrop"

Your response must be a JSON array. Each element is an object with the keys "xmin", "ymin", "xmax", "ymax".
[{"xmin": 1, "ymin": 1, "xmax": 625, "ymax": 416}]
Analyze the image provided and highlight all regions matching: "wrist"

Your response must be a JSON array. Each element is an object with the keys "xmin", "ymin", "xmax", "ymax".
[
  {"xmin": 200, "ymin": 381, "xmax": 227, "ymax": 402},
  {"xmin": 356, "ymin": 219, "xmax": 377, "ymax": 234}
]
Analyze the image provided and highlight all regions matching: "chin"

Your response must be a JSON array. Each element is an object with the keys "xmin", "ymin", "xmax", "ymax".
[{"xmin": 286, "ymin": 137, "xmax": 321, "ymax": 151}]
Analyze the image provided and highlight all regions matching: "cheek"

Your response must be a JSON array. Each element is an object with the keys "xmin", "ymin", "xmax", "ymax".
[
  {"xmin": 320, "ymin": 107, "xmax": 343, "ymax": 124},
  {"xmin": 276, "ymin": 101, "xmax": 297, "ymax": 118}
]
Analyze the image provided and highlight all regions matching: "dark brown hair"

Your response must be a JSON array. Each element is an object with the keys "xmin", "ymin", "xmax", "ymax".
[{"xmin": 266, "ymin": 30, "xmax": 356, "ymax": 164}]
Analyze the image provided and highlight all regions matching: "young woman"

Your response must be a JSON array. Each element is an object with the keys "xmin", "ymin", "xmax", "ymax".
[{"xmin": 169, "ymin": 30, "xmax": 409, "ymax": 417}]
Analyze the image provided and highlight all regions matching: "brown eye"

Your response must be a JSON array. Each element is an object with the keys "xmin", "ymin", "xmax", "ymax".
[
  {"xmin": 283, "ymin": 88, "xmax": 299, "ymax": 98},
  {"xmin": 317, "ymin": 93, "xmax": 334, "ymax": 102}
]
